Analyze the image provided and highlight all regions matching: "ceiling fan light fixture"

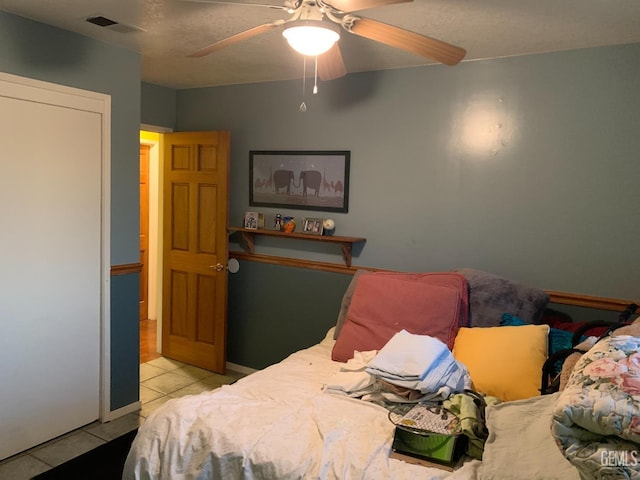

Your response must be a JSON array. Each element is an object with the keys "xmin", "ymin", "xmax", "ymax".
[{"xmin": 283, "ymin": 21, "xmax": 340, "ymax": 56}]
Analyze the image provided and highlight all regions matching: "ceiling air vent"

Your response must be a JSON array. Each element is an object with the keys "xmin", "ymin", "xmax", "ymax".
[
  {"xmin": 86, "ymin": 15, "xmax": 145, "ymax": 34},
  {"xmin": 86, "ymin": 16, "xmax": 117, "ymax": 27}
]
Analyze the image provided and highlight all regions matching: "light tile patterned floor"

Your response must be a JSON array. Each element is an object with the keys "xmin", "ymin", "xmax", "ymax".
[{"xmin": 0, "ymin": 357, "xmax": 246, "ymax": 480}]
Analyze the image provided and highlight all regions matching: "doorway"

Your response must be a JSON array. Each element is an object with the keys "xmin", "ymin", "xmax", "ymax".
[
  {"xmin": 138, "ymin": 129, "xmax": 231, "ymax": 373},
  {"xmin": 140, "ymin": 130, "xmax": 162, "ymax": 363}
]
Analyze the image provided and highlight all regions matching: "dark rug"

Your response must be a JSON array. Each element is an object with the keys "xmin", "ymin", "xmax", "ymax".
[{"xmin": 32, "ymin": 429, "xmax": 138, "ymax": 480}]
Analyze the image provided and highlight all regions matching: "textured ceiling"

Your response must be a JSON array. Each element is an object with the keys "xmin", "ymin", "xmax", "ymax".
[{"xmin": 2, "ymin": 0, "xmax": 640, "ymax": 89}]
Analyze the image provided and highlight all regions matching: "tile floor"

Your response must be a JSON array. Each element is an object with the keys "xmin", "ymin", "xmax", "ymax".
[{"xmin": 0, "ymin": 357, "xmax": 247, "ymax": 479}]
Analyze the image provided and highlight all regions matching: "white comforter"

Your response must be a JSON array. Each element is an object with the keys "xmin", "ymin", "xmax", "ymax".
[{"xmin": 123, "ymin": 328, "xmax": 576, "ymax": 480}]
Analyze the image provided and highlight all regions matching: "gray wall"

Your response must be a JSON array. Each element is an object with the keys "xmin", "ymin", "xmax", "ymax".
[
  {"xmin": 0, "ymin": 12, "xmax": 141, "ymax": 409},
  {"xmin": 141, "ymin": 81, "xmax": 177, "ymax": 130},
  {"xmin": 175, "ymin": 43, "xmax": 640, "ymax": 368},
  {"xmin": 177, "ymin": 44, "xmax": 639, "ymax": 300},
  {"xmin": 227, "ymin": 262, "xmax": 353, "ymax": 368}
]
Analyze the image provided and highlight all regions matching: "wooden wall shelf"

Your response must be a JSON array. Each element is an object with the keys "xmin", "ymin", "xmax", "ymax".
[{"xmin": 228, "ymin": 227, "xmax": 366, "ymax": 267}]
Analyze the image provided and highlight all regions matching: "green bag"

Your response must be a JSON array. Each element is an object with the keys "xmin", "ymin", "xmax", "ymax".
[{"xmin": 388, "ymin": 404, "xmax": 467, "ymax": 470}]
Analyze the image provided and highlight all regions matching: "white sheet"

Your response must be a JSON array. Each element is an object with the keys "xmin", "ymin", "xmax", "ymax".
[{"xmin": 123, "ymin": 328, "xmax": 577, "ymax": 480}]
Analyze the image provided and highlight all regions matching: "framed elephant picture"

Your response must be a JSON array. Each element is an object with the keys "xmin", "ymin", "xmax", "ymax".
[{"xmin": 249, "ymin": 150, "xmax": 350, "ymax": 213}]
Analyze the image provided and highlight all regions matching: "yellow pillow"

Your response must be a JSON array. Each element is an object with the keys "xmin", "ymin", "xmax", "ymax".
[{"xmin": 452, "ymin": 325, "xmax": 549, "ymax": 401}]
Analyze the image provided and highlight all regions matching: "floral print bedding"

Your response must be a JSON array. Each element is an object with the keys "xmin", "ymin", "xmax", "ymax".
[{"xmin": 551, "ymin": 335, "xmax": 640, "ymax": 479}]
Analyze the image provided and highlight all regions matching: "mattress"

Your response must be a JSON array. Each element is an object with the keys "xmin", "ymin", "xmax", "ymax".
[{"xmin": 123, "ymin": 328, "xmax": 578, "ymax": 480}]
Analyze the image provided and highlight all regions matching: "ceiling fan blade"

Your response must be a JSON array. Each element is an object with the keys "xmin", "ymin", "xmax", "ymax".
[
  {"xmin": 349, "ymin": 17, "xmax": 466, "ymax": 65},
  {"xmin": 326, "ymin": 0, "xmax": 411, "ymax": 13},
  {"xmin": 318, "ymin": 44, "xmax": 347, "ymax": 81},
  {"xmin": 187, "ymin": 22, "xmax": 283, "ymax": 57},
  {"xmin": 180, "ymin": 0, "xmax": 292, "ymax": 12}
]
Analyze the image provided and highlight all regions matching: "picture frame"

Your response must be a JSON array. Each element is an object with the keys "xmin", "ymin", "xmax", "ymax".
[
  {"xmin": 249, "ymin": 150, "xmax": 350, "ymax": 213},
  {"xmin": 302, "ymin": 217, "xmax": 324, "ymax": 236},
  {"xmin": 244, "ymin": 211, "xmax": 259, "ymax": 230}
]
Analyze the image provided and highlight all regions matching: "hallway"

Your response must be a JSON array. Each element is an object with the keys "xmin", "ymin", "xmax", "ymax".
[{"xmin": 140, "ymin": 318, "xmax": 160, "ymax": 363}]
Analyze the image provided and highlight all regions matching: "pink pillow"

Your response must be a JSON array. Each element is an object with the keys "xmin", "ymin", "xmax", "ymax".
[
  {"xmin": 333, "ymin": 271, "xmax": 469, "ymax": 339},
  {"xmin": 331, "ymin": 274, "xmax": 463, "ymax": 362},
  {"xmin": 367, "ymin": 272, "xmax": 469, "ymax": 329}
]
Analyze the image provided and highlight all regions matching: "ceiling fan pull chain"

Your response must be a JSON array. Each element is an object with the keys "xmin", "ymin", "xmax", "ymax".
[
  {"xmin": 299, "ymin": 56, "xmax": 307, "ymax": 112},
  {"xmin": 313, "ymin": 55, "xmax": 318, "ymax": 94}
]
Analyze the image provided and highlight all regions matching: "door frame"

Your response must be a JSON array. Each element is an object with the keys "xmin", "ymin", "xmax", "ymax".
[
  {"xmin": 0, "ymin": 72, "xmax": 112, "ymax": 422},
  {"xmin": 139, "ymin": 144, "xmax": 150, "ymax": 322},
  {"xmin": 140, "ymin": 124, "xmax": 173, "ymax": 353}
]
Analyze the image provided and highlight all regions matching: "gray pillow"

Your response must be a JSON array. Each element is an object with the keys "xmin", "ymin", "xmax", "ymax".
[{"xmin": 454, "ymin": 268, "xmax": 549, "ymax": 327}]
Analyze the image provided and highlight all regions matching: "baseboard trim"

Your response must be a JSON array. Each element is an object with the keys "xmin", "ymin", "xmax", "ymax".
[
  {"xmin": 104, "ymin": 401, "xmax": 142, "ymax": 422},
  {"xmin": 226, "ymin": 361, "xmax": 258, "ymax": 375}
]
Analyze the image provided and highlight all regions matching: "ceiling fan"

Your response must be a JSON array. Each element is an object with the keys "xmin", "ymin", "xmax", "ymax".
[{"xmin": 184, "ymin": 0, "xmax": 466, "ymax": 81}]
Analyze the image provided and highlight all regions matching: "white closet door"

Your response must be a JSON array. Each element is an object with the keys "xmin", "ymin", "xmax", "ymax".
[{"xmin": 0, "ymin": 79, "xmax": 104, "ymax": 459}]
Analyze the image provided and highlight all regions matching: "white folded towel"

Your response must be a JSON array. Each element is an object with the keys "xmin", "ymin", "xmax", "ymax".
[
  {"xmin": 386, "ymin": 358, "xmax": 470, "ymax": 394},
  {"xmin": 365, "ymin": 329, "xmax": 449, "ymax": 381},
  {"xmin": 365, "ymin": 329, "xmax": 471, "ymax": 397}
]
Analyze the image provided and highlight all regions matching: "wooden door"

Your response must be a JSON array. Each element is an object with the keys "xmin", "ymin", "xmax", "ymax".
[
  {"xmin": 140, "ymin": 144, "xmax": 150, "ymax": 321},
  {"xmin": 162, "ymin": 131, "xmax": 230, "ymax": 373}
]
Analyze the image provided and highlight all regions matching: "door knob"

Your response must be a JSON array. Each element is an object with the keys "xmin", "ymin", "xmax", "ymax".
[{"xmin": 208, "ymin": 260, "xmax": 239, "ymax": 273}]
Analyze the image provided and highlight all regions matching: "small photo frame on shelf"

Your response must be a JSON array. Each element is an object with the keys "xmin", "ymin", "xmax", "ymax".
[
  {"xmin": 244, "ymin": 211, "xmax": 259, "ymax": 230},
  {"xmin": 302, "ymin": 217, "xmax": 324, "ymax": 235}
]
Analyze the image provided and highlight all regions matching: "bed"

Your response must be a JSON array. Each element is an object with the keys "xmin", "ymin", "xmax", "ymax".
[{"xmin": 123, "ymin": 269, "xmax": 638, "ymax": 480}]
